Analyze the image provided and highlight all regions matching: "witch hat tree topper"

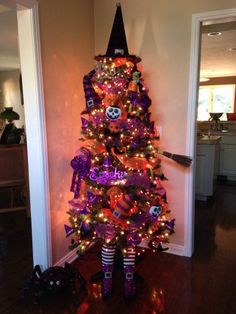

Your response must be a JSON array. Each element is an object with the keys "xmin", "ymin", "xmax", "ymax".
[{"xmin": 95, "ymin": 3, "xmax": 141, "ymax": 63}]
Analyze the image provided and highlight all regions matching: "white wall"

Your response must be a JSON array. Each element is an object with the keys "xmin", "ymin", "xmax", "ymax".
[{"xmin": 94, "ymin": 0, "xmax": 236, "ymax": 251}]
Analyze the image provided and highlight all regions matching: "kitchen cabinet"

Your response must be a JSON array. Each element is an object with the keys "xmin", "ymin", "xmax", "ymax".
[
  {"xmin": 219, "ymin": 134, "xmax": 236, "ymax": 181},
  {"xmin": 195, "ymin": 136, "xmax": 221, "ymax": 201}
]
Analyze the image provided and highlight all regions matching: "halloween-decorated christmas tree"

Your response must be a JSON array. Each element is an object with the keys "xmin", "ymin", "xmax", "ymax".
[{"xmin": 65, "ymin": 4, "xmax": 191, "ymax": 299}]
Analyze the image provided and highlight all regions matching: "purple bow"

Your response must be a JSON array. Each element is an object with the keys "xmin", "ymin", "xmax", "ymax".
[{"xmin": 70, "ymin": 148, "xmax": 91, "ymax": 198}]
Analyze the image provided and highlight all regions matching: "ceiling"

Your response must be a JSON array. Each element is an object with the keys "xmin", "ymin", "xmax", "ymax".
[
  {"xmin": 200, "ymin": 20, "xmax": 236, "ymax": 78},
  {"xmin": 0, "ymin": 7, "xmax": 235, "ymax": 77}
]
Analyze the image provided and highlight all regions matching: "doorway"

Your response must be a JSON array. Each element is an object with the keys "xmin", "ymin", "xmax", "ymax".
[
  {"xmin": 0, "ymin": 0, "xmax": 51, "ymax": 310},
  {"xmin": 0, "ymin": 0, "xmax": 51, "ymax": 267},
  {"xmin": 186, "ymin": 7, "xmax": 236, "ymax": 257}
]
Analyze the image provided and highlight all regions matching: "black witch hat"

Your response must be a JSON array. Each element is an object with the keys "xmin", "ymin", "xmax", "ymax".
[{"xmin": 95, "ymin": 3, "xmax": 141, "ymax": 63}]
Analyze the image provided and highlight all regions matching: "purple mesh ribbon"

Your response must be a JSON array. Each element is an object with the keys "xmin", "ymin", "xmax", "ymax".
[
  {"xmin": 127, "ymin": 231, "xmax": 141, "ymax": 246},
  {"xmin": 125, "ymin": 173, "xmax": 150, "ymax": 190},
  {"xmin": 94, "ymin": 223, "xmax": 115, "ymax": 241},
  {"xmin": 127, "ymin": 91, "xmax": 151, "ymax": 111}
]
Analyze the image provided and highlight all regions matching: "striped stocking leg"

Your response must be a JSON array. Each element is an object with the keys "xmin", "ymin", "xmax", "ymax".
[
  {"xmin": 101, "ymin": 244, "xmax": 116, "ymax": 298},
  {"xmin": 123, "ymin": 247, "xmax": 136, "ymax": 298}
]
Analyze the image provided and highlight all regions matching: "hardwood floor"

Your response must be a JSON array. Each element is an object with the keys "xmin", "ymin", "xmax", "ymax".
[
  {"xmin": 0, "ymin": 211, "xmax": 33, "ymax": 313},
  {"xmin": 0, "ymin": 183, "xmax": 235, "ymax": 314}
]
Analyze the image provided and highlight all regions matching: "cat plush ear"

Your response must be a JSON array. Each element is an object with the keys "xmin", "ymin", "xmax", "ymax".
[{"xmin": 32, "ymin": 265, "xmax": 42, "ymax": 280}]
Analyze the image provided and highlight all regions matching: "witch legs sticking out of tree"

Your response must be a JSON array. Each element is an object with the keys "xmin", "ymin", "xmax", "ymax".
[{"xmin": 65, "ymin": 3, "xmax": 191, "ymax": 300}]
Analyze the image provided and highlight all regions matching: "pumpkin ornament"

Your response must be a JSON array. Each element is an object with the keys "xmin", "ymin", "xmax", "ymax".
[{"xmin": 108, "ymin": 121, "xmax": 121, "ymax": 135}]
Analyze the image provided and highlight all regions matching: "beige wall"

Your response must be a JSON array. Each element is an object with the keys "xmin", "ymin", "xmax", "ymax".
[
  {"xmin": 94, "ymin": 0, "xmax": 236, "ymax": 248},
  {"xmin": 38, "ymin": 0, "xmax": 94, "ymax": 264}
]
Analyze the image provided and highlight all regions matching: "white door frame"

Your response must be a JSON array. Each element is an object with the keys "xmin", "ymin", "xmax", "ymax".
[
  {"xmin": 1, "ymin": 0, "xmax": 51, "ymax": 269},
  {"xmin": 185, "ymin": 7, "xmax": 236, "ymax": 257}
]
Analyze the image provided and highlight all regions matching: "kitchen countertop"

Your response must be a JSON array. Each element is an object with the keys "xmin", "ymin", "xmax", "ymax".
[
  {"xmin": 197, "ymin": 135, "xmax": 222, "ymax": 145},
  {"xmin": 210, "ymin": 131, "xmax": 236, "ymax": 136}
]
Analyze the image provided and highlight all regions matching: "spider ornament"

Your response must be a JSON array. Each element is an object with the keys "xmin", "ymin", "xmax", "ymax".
[{"xmin": 23, "ymin": 262, "xmax": 87, "ymax": 306}]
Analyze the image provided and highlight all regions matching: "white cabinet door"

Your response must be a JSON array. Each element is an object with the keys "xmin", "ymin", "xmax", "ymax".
[
  {"xmin": 196, "ymin": 154, "xmax": 207, "ymax": 195},
  {"xmin": 219, "ymin": 144, "xmax": 236, "ymax": 179},
  {"xmin": 196, "ymin": 144, "xmax": 217, "ymax": 200}
]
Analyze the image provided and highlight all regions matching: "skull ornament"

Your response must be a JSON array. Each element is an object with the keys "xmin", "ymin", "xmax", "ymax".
[
  {"xmin": 106, "ymin": 106, "xmax": 122, "ymax": 121},
  {"xmin": 149, "ymin": 205, "xmax": 162, "ymax": 218}
]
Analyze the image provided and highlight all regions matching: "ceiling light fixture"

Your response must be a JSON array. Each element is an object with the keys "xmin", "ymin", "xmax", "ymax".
[{"xmin": 207, "ymin": 31, "xmax": 222, "ymax": 37}]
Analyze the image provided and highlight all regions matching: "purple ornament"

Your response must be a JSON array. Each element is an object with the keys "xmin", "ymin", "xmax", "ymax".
[
  {"xmin": 81, "ymin": 222, "xmax": 91, "ymax": 232},
  {"xmin": 103, "ymin": 156, "xmax": 111, "ymax": 168},
  {"xmin": 81, "ymin": 117, "xmax": 89, "ymax": 128},
  {"xmin": 87, "ymin": 191, "xmax": 100, "ymax": 205},
  {"xmin": 166, "ymin": 219, "xmax": 175, "ymax": 233},
  {"xmin": 80, "ymin": 222, "xmax": 93, "ymax": 239},
  {"xmin": 64, "ymin": 224, "xmax": 73, "ymax": 237}
]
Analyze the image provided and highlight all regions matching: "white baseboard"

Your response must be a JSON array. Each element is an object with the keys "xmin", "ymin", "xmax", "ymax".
[
  {"xmin": 164, "ymin": 242, "xmax": 185, "ymax": 256},
  {"xmin": 54, "ymin": 242, "xmax": 186, "ymax": 267},
  {"xmin": 54, "ymin": 249, "xmax": 78, "ymax": 267}
]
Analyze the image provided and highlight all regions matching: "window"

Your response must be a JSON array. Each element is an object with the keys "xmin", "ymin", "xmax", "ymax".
[{"xmin": 197, "ymin": 84, "xmax": 235, "ymax": 121}]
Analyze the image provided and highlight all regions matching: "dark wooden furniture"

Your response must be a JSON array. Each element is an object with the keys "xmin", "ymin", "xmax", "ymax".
[{"xmin": 0, "ymin": 143, "xmax": 30, "ymax": 214}]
